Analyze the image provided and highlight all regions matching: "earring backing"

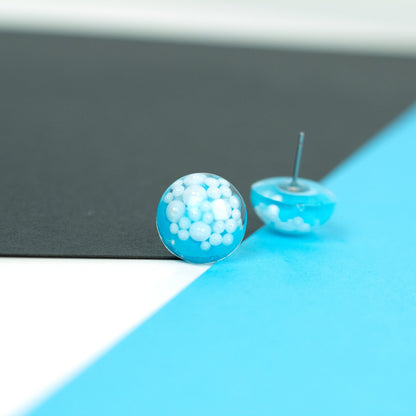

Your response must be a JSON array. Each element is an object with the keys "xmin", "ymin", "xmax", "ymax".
[{"xmin": 251, "ymin": 132, "xmax": 336, "ymax": 234}]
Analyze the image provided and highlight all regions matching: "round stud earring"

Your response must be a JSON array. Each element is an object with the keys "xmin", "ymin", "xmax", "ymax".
[
  {"xmin": 156, "ymin": 173, "xmax": 247, "ymax": 263},
  {"xmin": 251, "ymin": 132, "xmax": 336, "ymax": 234}
]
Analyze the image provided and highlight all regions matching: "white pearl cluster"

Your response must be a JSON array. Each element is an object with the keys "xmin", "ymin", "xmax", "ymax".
[
  {"xmin": 164, "ymin": 173, "xmax": 243, "ymax": 251},
  {"xmin": 254, "ymin": 203, "xmax": 312, "ymax": 233}
]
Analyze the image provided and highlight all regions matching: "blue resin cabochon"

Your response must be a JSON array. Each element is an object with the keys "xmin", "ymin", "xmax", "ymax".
[
  {"xmin": 251, "ymin": 176, "xmax": 336, "ymax": 234},
  {"xmin": 157, "ymin": 173, "xmax": 247, "ymax": 263}
]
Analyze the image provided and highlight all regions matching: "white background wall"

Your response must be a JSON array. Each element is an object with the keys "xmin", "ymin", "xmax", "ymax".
[{"xmin": 0, "ymin": 0, "xmax": 416, "ymax": 55}]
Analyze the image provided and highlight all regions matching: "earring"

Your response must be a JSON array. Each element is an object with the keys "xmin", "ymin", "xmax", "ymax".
[
  {"xmin": 157, "ymin": 173, "xmax": 247, "ymax": 264},
  {"xmin": 251, "ymin": 132, "xmax": 336, "ymax": 234}
]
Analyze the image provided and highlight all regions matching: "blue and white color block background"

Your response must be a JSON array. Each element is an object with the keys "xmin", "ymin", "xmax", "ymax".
[
  {"xmin": 0, "ymin": 2, "xmax": 416, "ymax": 415},
  {"xmin": 21, "ymin": 101, "xmax": 416, "ymax": 416}
]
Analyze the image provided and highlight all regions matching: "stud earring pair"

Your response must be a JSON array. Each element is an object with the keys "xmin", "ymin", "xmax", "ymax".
[{"xmin": 156, "ymin": 132, "xmax": 336, "ymax": 264}]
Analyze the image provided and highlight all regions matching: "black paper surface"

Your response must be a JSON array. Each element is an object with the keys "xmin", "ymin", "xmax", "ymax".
[{"xmin": 1, "ymin": 31, "xmax": 415, "ymax": 258}]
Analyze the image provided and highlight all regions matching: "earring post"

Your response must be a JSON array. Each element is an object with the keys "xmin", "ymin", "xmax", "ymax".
[{"xmin": 290, "ymin": 132, "xmax": 305, "ymax": 187}]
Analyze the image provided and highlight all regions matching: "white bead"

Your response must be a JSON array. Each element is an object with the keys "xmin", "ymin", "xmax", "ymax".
[
  {"xmin": 223, "ymin": 233, "xmax": 234, "ymax": 246},
  {"xmin": 205, "ymin": 177, "xmax": 219, "ymax": 188},
  {"xmin": 200, "ymin": 241, "xmax": 211, "ymax": 251},
  {"xmin": 232, "ymin": 209, "xmax": 241, "ymax": 221},
  {"xmin": 220, "ymin": 185, "xmax": 232, "ymax": 198},
  {"xmin": 209, "ymin": 233, "xmax": 222, "ymax": 246},
  {"xmin": 184, "ymin": 173, "xmax": 206, "ymax": 186},
  {"xmin": 213, "ymin": 221, "xmax": 225, "ymax": 234},
  {"xmin": 172, "ymin": 179, "xmax": 183, "ymax": 188},
  {"xmin": 164, "ymin": 192, "xmax": 173, "ymax": 203},
  {"xmin": 267, "ymin": 204, "xmax": 279, "ymax": 220},
  {"xmin": 203, "ymin": 212, "xmax": 214, "ymax": 224},
  {"xmin": 293, "ymin": 216, "xmax": 303, "ymax": 226},
  {"xmin": 178, "ymin": 230, "xmax": 189, "ymax": 240},
  {"xmin": 189, "ymin": 221, "xmax": 211, "ymax": 242},
  {"xmin": 207, "ymin": 187, "xmax": 221, "ymax": 200},
  {"xmin": 166, "ymin": 200, "xmax": 185, "ymax": 223},
  {"xmin": 179, "ymin": 217, "xmax": 191, "ymax": 230},
  {"xmin": 212, "ymin": 199, "xmax": 232, "ymax": 220},
  {"xmin": 182, "ymin": 185, "xmax": 207, "ymax": 206},
  {"xmin": 188, "ymin": 206, "xmax": 202, "ymax": 221},
  {"xmin": 219, "ymin": 178, "xmax": 230, "ymax": 186},
  {"xmin": 283, "ymin": 219, "xmax": 296, "ymax": 232},
  {"xmin": 169, "ymin": 223, "xmax": 179, "ymax": 234},
  {"xmin": 172, "ymin": 185, "xmax": 184, "ymax": 197},
  {"xmin": 225, "ymin": 219, "xmax": 237, "ymax": 233},
  {"xmin": 229, "ymin": 195, "xmax": 240, "ymax": 209},
  {"xmin": 200, "ymin": 200, "xmax": 212, "ymax": 212},
  {"xmin": 299, "ymin": 222, "xmax": 311, "ymax": 232}
]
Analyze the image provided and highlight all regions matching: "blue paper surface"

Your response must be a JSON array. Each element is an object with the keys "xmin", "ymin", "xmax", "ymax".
[{"xmin": 27, "ymin": 105, "xmax": 416, "ymax": 415}]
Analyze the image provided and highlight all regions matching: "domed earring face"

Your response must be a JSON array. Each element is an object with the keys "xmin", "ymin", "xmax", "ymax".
[
  {"xmin": 251, "ymin": 132, "xmax": 336, "ymax": 234},
  {"xmin": 156, "ymin": 173, "xmax": 247, "ymax": 264}
]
